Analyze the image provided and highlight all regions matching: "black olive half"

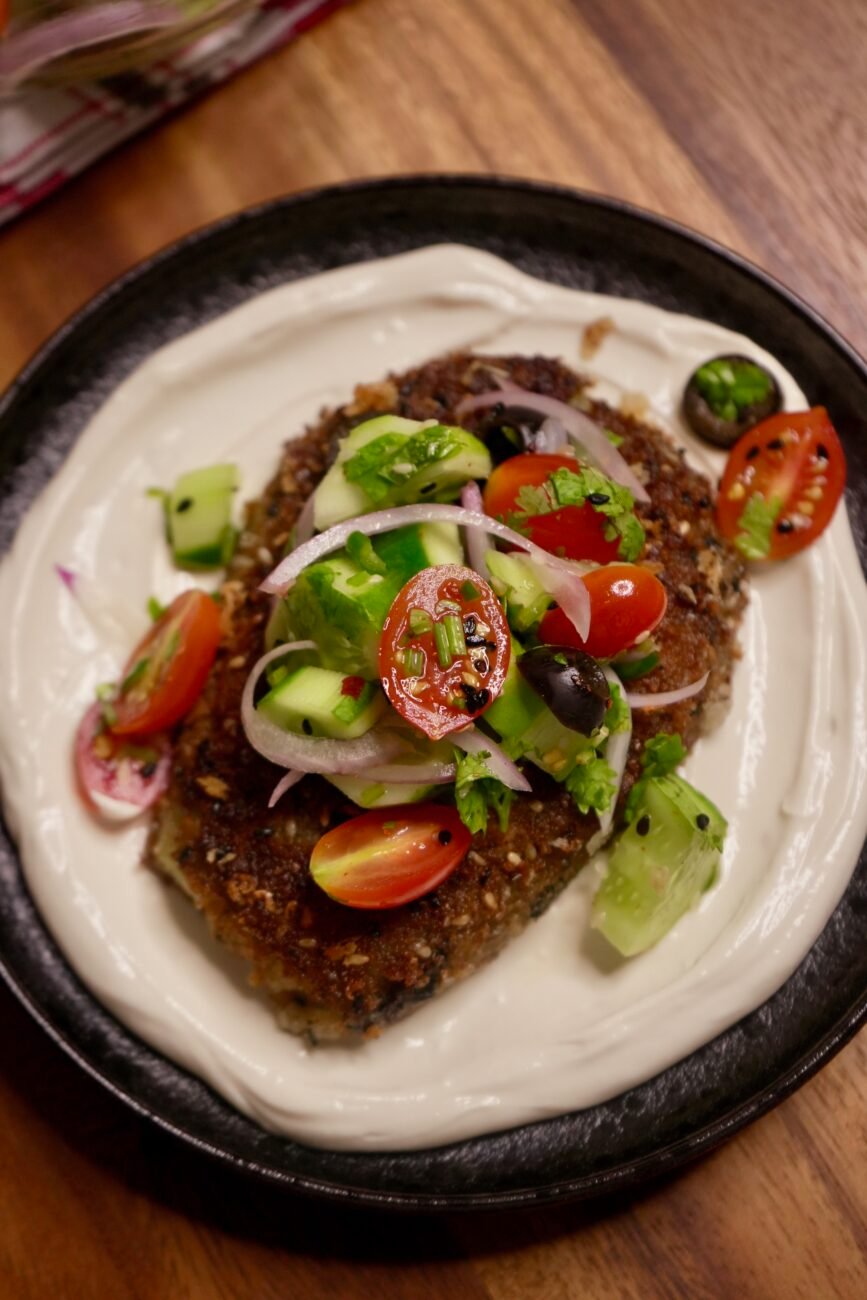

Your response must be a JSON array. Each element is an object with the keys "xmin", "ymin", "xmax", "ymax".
[
  {"xmin": 682, "ymin": 353, "xmax": 781, "ymax": 448},
  {"xmin": 476, "ymin": 404, "xmax": 555, "ymax": 465},
  {"xmin": 518, "ymin": 646, "xmax": 611, "ymax": 735}
]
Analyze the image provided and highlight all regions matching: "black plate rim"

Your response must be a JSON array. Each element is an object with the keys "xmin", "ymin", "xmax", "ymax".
[{"xmin": 1, "ymin": 174, "xmax": 865, "ymax": 1212}]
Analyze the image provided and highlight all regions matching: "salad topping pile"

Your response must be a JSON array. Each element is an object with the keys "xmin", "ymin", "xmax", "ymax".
[{"xmin": 71, "ymin": 359, "xmax": 847, "ymax": 959}]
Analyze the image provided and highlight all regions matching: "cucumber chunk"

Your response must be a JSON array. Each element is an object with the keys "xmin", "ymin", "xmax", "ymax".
[
  {"xmin": 167, "ymin": 463, "xmax": 238, "ymax": 569},
  {"xmin": 592, "ymin": 774, "xmax": 726, "ymax": 957},
  {"xmin": 485, "ymin": 551, "xmax": 552, "ymax": 634},
  {"xmin": 313, "ymin": 416, "xmax": 422, "ymax": 531},
  {"xmin": 257, "ymin": 666, "xmax": 386, "ymax": 740}
]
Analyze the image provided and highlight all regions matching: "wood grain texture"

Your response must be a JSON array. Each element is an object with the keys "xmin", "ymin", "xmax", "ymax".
[{"xmin": 1, "ymin": 0, "xmax": 865, "ymax": 1296}]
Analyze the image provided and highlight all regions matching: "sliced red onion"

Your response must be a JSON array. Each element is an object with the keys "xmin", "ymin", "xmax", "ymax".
[
  {"xmin": 598, "ymin": 666, "xmax": 632, "ymax": 835},
  {"xmin": 56, "ymin": 563, "xmax": 144, "ymax": 649},
  {"xmin": 456, "ymin": 383, "xmax": 650, "ymax": 503},
  {"xmin": 452, "ymin": 725, "xmax": 532, "ymax": 793},
  {"xmin": 259, "ymin": 503, "xmax": 590, "ymax": 641},
  {"xmin": 243, "ymin": 643, "xmax": 403, "ymax": 775},
  {"xmin": 626, "ymin": 672, "xmax": 709, "ymax": 710},
  {"xmin": 268, "ymin": 769, "xmax": 306, "ymax": 808},
  {"xmin": 533, "ymin": 417, "xmax": 569, "ymax": 453},
  {"xmin": 242, "ymin": 643, "xmax": 456, "ymax": 782},
  {"xmin": 460, "ymin": 481, "xmax": 493, "ymax": 576}
]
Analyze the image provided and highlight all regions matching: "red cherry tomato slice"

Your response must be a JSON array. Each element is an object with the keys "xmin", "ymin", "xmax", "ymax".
[
  {"xmin": 539, "ymin": 564, "xmax": 667, "ymax": 659},
  {"xmin": 310, "ymin": 804, "xmax": 470, "ymax": 909},
  {"xmin": 482, "ymin": 453, "xmax": 623, "ymax": 563},
  {"xmin": 75, "ymin": 703, "xmax": 171, "ymax": 821},
  {"xmin": 379, "ymin": 565, "xmax": 510, "ymax": 741},
  {"xmin": 111, "ymin": 590, "xmax": 221, "ymax": 736},
  {"xmin": 717, "ymin": 408, "xmax": 846, "ymax": 561}
]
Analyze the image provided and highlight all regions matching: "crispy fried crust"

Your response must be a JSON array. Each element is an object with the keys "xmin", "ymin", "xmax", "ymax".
[{"xmin": 145, "ymin": 353, "xmax": 747, "ymax": 1041}]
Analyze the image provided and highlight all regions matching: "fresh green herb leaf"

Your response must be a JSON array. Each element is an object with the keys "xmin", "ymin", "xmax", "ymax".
[
  {"xmin": 146, "ymin": 596, "xmax": 166, "ymax": 622},
  {"xmin": 332, "ymin": 682, "xmax": 375, "ymax": 724},
  {"xmin": 508, "ymin": 465, "xmax": 645, "ymax": 561},
  {"xmin": 562, "ymin": 755, "xmax": 617, "ymax": 815},
  {"xmin": 452, "ymin": 748, "xmax": 514, "ymax": 834},
  {"xmin": 606, "ymin": 682, "xmax": 631, "ymax": 734},
  {"xmin": 346, "ymin": 530, "xmax": 387, "ymax": 575},
  {"xmin": 343, "ymin": 427, "xmax": 461, "ymax": 503},
  {"xmin": 604, "ymin": 429, "xmax": 624, "ymax": 447},
  {"xmin": 624, "ymin": 732, "xmax": 687, "ymax": 822},
  {"xmin": 613, "ymin": 649, "xmax": 660, "ymax": 681},
  {"xmin": 734, "ymin": 492, "xmax": 783, "ymax": 560},
  {"xmin": 694, "ymin": 358, "xmax": 773, "ymax": 421}
]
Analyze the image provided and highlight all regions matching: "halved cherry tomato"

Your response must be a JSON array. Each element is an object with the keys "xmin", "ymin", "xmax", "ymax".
[
  {"xmin": 717, "ymin": 408, "xmax": 846, "ymax": 561},
  {"xmin": 539, "ymin": 564, "xmax": 667, "ymax": 660},
  {"xmin": 310, "ymin": 804, "xmax": 471, "ymax": 909},
  {"xmin": 482, "ymin": 453, "xmax": 623, "ymax": 563},
  {"xmin": 75, "ymin": 703, "xmax": 171, "ymax": 821},
  {"xmin": 379, "ymin": 564, "xmax": 510, "ymax": 741},
  {"xmin": 111, "ymin": 590, "xmax": 221, "ymax": 736}
]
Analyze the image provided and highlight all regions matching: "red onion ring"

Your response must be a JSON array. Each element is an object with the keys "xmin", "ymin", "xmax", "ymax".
[
  {"xmin": 0, "ymin": 3, "xmax": 179, "ymax": 89},
  {"xmin": 268, "ymin": 769, "xmax": 306, "ymax": 808},
  {"xmin": 626, "ymin": 672, "xmax": 709, "ymax": 710},
  {"xmin": 460, "ymin": 481, "xmax": 493, "ymax": 576},
  {"xmin": 293, "ymin": 493, "xmax": 316, "ymax": 546},
  {"xmin": 452, "ymin": 725, "xmax": 532, "ymax": 793},
  {"xmin": 456, "ymin": 383, "xmax": 650, "ymax": 503},
  {"xmin": 259, "ymin": 503, "xmax": 591, "ymax": 642},
  {"xmin": 598, "ymin": 667, "xmax": 632, "ymax": 835}
]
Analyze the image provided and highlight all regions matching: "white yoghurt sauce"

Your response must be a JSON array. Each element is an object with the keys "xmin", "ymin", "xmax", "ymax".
[{"xmin": 1, "ymin": 245, "xmax": 865, "ymax": 1152}]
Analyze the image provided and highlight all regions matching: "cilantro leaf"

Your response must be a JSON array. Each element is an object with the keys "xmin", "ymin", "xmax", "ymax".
[
  {"xmin": 343, "ymin": 426, "xmax": 461, "ymax": 503},
  {"xmin": 453, "ymin": 748, "xmax": 515, "ymax": 835},
  {"xmin": 606, "ymin": 682, "xmax": 631, "ymax": 734},
  {"xmin": 734, "ymin": 492, "xmax": 783, "ymax": 560},
  {"xmin": 508, "ymin": 465, "xmax": 645, "ymax": 561},
  {"xmin": 562, "ymin": 755, "xmax": 617, "ymax": 815},
  {"xmin": 346, "ymin": 530, "xmax": 387, "ymax": 575},
  {"xmin": 624, "ymin": 732, "xmax": 687, "ymax": 822}
]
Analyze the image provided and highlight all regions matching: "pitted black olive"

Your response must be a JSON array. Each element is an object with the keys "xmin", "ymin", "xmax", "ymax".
[
  {"xmin": 517, "ymin": 646, "xmax": 610, "ymax": 734},
  {"xmin": 682, "ymin": 353, "xmax": 781, "ymax": 448}
]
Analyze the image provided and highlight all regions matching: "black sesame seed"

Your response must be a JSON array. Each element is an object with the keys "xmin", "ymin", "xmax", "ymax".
[
  {"xmin": 255, "ymin": 826, "xmax": 274, "ymax": 838},
  {"xmin": 696, "ymin": 813, "xmax": 710, "ymax": 831},
  {"xmin": 636, "ymin": 814, "xmax": 651, "ymax": 837},
  {"xmin": 460, "ymin": 682, "xmax": 491, "ymax": 713},
  {"xmin": 301, "ymin": 719, "xmax": 313, "ymax": 735},
  {"xmin": 767, "ymin": 437, "xmax": 784, "ymax": 451},
  {"xmin": 776, "ymin": 519, "xmax": 795, "ymax": 534},
  {"xmin": 175, "ymin": 497, "xmax": 193, "ymax": 513},
  {"xmin": 438, "ymin": 829, "xmax": 453, "ymax": 845},
  {"xmin": 587, "ymin": 492, "xmax": 611, "ymax": 506},
  {"xmin": 140, "ymin": 761, "xmax": 157, "ymax": 779},
  {"xmin": 698, "ymin": 496, "xmax": 711, "ymax": 509},
  {"xmin": 419, "ymin": 481, "xmax": 436, "ymax": 495},
  {"xmin": 745, "ymin": 446, "xmax": 760, "ymax": 461},
  {"xmin": 463, "ymin": 614, "xmax": 477, "ymax": 634},
  {"xmin": 473, "ymin": 657, "xmax": 489, "ymax": 674}
]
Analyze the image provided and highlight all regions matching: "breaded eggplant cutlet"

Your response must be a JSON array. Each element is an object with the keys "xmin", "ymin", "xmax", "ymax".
[{"xmin": 146, "ymin": 353, "xmax": 747, "ymax": 1041}]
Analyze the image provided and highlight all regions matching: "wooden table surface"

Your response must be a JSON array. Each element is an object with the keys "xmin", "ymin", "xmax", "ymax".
[{"xmin": 1, "ymin": 1, "xmax": 865, "ymax": 1295}]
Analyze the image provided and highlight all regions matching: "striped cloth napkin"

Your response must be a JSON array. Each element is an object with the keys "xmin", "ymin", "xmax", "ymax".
[{"xmin": 0, "ymin": 0, "xmax": 347, "ymax": 228}]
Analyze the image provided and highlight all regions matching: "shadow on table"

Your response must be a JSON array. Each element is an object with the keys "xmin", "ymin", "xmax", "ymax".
[{"xmin": 0, "ymin": 978, "xmax": 694, "ymax": 1257}]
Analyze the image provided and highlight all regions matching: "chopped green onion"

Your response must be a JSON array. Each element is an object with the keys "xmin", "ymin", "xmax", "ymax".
[
  {"xmin": 146, "ymin": 596, "xmax": 166, "ymax": 622},
  {"xmin": 409, "ymin": 607, "xmax": 433, "ymax": 635},
  {"xmin": 434, "ymin": 621, "xmax": 453, "ymax": 668},
  {"xmin": 121, "ymin": 657, "xmax": 150, "ymax": 694},
  {"xmin": 346, "ymin": 530, "xmax": 387, "ymax": 575},
  {"xmin": 404, "ymin": 647, "xmax": 425, "ymax": 676},
  {"xmin": 443, "ymin": 613, "xmax": 467, "ymax": 657},
  {"xmin": 460, "ymin": 579, "xmax": 480, "ymax": 600}
]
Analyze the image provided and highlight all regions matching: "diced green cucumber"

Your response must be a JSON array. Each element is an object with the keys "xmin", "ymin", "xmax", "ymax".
[
  {"xmin": 167, "ymin": 464, "xmax": 238, "ymax": 568},
  {"xmin": 313, "ymin": 416, "xmax": 422, "ymax": 531},
  {"xmin": 485, "ymin": 639, "xmax": 545, "ymax": 738},
  {"xmin": 485, "ymin": 551, "xmax": 552, "ymax": 634},
  {"xmin": 313, "ymin": 413, "xmax": 491, "ymax": 527},
  {"xmin": 592, "ymin": 774, "xmax": 726, "ymax": 957},
  {"xmin": 326, "ymin": 775, "xmax": 435, "ymax": 808},
  {"xmin": 280, "ymin": 523, "xmax": 466, "ymax": 675},
  {"xmin": 257, "ymin": 666, "xmax": 386, "ymax": 740}
]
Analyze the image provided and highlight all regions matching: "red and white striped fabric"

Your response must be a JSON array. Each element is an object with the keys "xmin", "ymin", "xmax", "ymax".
[{"xmin": 0, "ymin": 0, "xmax": 348, "ymax": 228}]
